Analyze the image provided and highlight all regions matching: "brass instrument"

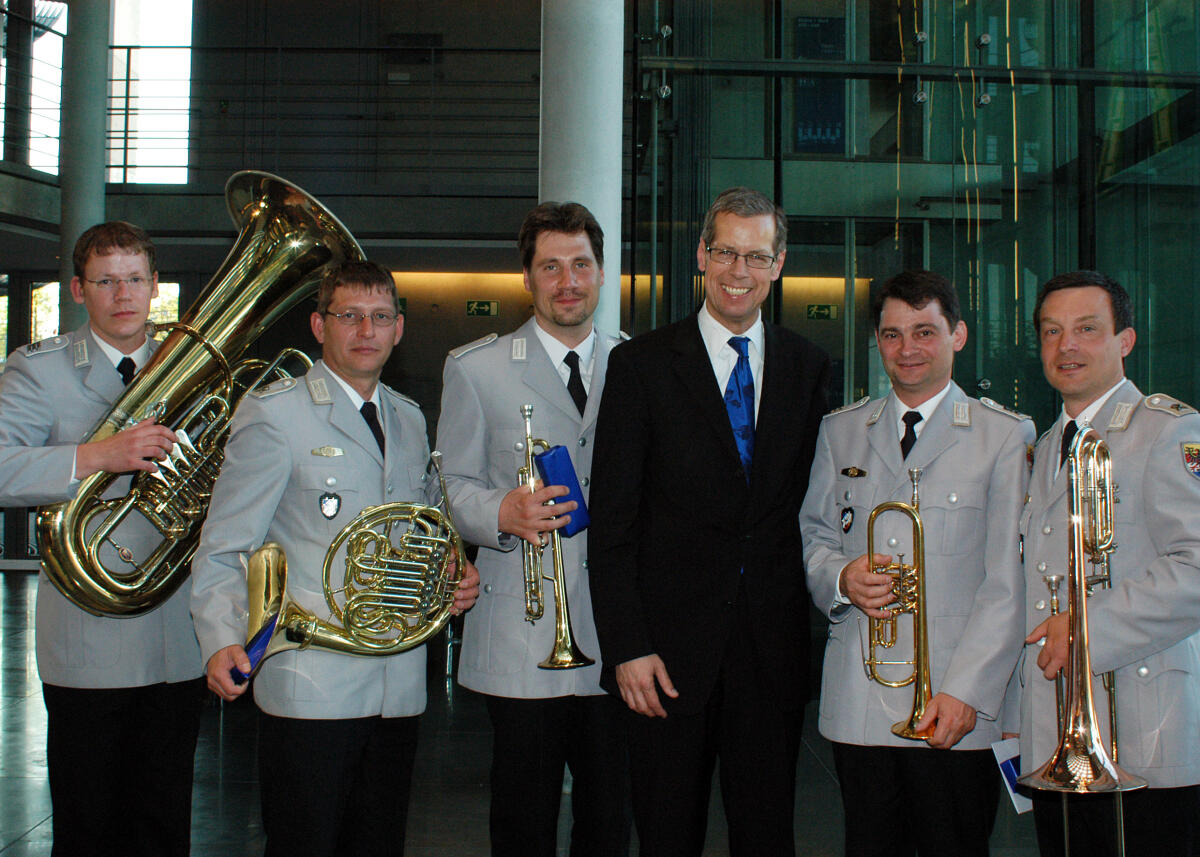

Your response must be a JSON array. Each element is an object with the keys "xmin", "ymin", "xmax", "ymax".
[
  {"xmin": 864, "ymin": 467, "xmax": 934, "ymax": 741},
  {"xmin": 39, "ymin": 171, "xmax": 363, "ymax": 616},
  {"xmin": 1018, "ymin": 427, "xmax": 1146, "ymax": 800},
  {"xmin": 517, "ymin": 403, "xmax": 594, "ymax": 670},
  {"xmin": 234, "ymin": 452, "xmax": 464, "ymax": 678}
]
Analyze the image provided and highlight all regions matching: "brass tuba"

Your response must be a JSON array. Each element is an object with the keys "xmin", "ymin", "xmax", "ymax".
[
  {"xmin": 518, "ymin": 403, "xmax": 594, "ymax": 670},
  {"xmin": 38, "ymin": 171, "xmax": 364, "ymax": 616},
  {"xmin": 233, "ymin": 452, "xmax": 464, "ymax": 680},
  {"xmin": 1018, "ymin": 427, "xmax": 1146, "ymax": 796},
  {"xmin": 863, "ymin": 467, "xmax": 934, "ymax": 741}
]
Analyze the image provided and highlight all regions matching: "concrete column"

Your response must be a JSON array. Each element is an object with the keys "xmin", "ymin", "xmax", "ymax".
[
  {"xmin": 538, "ymin": 0, "xmax": 624, "ymax": 335},
  {"xmin": 57, "ymin": 0, "xmax": 111, "ymax": 332}
]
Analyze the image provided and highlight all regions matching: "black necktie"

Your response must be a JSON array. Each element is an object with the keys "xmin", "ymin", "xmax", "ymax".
[
  {"xmin": 360, "ymin": 401, "xmax": 385, "ymax": 455},
  {"xmin": 116, "ymin": 356, "xmax": 136, "ymax": 386},
  {"xmin": 900, "ymin": 410, "xmax": 922, "ymax": 459},
  {"xmin": 1059, "ymin": 419, "xmax": 1079, "ymax": 468},
  {"xmin": 563, "ymin": 351, "xmax": 587, "ymax": 416}
]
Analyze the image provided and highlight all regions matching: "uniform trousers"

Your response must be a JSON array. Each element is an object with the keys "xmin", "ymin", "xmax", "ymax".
[
  {"xmin": 1033, "ymin": 785, "xmax": 1200, "ymax": 857},
  {"xmin": 43, "ymin": 677, "xmax": 205, "ymax": 857},
  {"xmin": 483, "ymin": 692, "xmax": 630, "ymax": 857},
  {"xmin": 624, "ymin": 589, "xmax": 804, "ymax": 857},
  {"xmin": 257, "ymin": 710, "xmax": 419, "ymax": 857},
  {"xmin": 831, "ymin": 742, "xmax": 999, "ymax": 857}
]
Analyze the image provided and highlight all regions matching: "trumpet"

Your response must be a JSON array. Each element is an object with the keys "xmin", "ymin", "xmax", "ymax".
[
  {"xmin": 1018, "ymin": 428, "xmax": 1146, "ymax": 801},
  {"xmin": 517, "ymin": 404, "xmax": 593, "ymax": 670},
  {"xmin": 864, "ymin": 467, "xmax": 934, "ymax": 741}
]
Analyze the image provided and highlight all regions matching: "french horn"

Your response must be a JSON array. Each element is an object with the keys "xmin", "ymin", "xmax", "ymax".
[{"xmin": 38, "ymin": 171, "xmax": 364, "ymax": 616}]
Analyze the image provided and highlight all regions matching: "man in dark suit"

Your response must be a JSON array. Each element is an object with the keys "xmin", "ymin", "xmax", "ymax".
[{"xmin": 588, "ymin": 187, "xmax": 830, "ymax": 856}]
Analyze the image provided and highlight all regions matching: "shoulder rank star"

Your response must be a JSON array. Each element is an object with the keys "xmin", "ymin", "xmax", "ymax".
[
  {"xmin": 1183, "ymin": 443, "xmax": 1200, "ymax": 481},
  {"xmin": 840, "ymin": 466, "xmax": 867, "ymax": 478}
]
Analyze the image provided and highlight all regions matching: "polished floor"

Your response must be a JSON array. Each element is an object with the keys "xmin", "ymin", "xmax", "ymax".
[{"xmin": 0, "ymin": 571, "xmax": 1039, "ymax": 856}]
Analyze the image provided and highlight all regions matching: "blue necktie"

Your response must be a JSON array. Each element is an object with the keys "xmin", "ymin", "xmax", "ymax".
[{"xmin": 724, "ymin": 336, "xmax": 755, "ymax": 480}]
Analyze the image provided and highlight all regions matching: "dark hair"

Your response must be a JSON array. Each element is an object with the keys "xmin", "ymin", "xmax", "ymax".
[
  {"xmin": 316, "ymin": 260, "xmax": 399, "ymax": 315},
  {"xmin": 871, "ymin": 269, "xmax": 961, "ymax": 330},
  {"xmin": 1033, "ymin": 270, "xmax": 1133, "ymax": 334},
  {"xmin": 518, "ymin": 202, "xmax": 604, "ymax": 270},
  {"xmin": 72, "ymin": 221, "xmax": 156, "ymax": 278},
  {"xmin": 700, "ymin": 187, "xmax": 788, "ymax": 256}
]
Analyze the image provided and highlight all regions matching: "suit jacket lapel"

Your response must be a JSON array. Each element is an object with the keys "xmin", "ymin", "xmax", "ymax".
[
  {"xmin": 748, "ymin": 324, "xmax": 791, "ymax": 490},
  {"xmin": 867, "ymin": 397, "xmax": 903, "ymax": 482},
  {"xmin": 315, "ymin": 362, "xmax": 384, "ymax": 465},
  {"xmin": 78, "ymin": 327, "xmax": 126, "ymax": 405},
  {"xmin": 901, "ymin": 385, "xmax": 962, "ymax": 481},
  {"xmin": 672, "ymin": 314, "xmax": 741, "ymax": 468}
]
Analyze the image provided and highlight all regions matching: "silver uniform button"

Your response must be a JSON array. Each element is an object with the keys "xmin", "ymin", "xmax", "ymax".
[
  {"xmin": 387, "ymin": 484, "xmax": 393, "ymax": 494},
  {"xmin": 578, "ymin": 437, "xmax": 587, "ymax": 447},
  {"xmin": 1043, "ymin": 525, "xmax": 1052, "ymax": 535},
  {"xmin": 1137, "ymin": 665, "xmax": 1150, "ymax": 677},
  {"xmin": 1035, "ymin": 600, "xmax": 1046, "ymax": 611},
  {"xmin": 483, "ymin": 583, "xmax": 493, "ymax": 594},
  {"xmin": 326, "ymin": 476, "xmax": 336, "ymax": 487},
  {"xmin": 1037, "ymin": 562, "xmax": 1047, "ymax": 572},
  {"xmin": 887, "ymin": 537, "xmax": 898, "ymax": 548},
  {"xmin": 947, "ymin": 492, "xmax": 958, "ymax": 504},
  {"xmin": 844, "ymin": 490, "xmax": 852, "ymax": 501},
  {"xmin": 582, "ymin": 559, "xmax": 589, "ymax": 569},
  {"xmin": 581, "ymin": 476, "xmax": 590, "ymax": 487},
  {"xmin": 514, "ymin": 441, "xmax": 525, "ymax": 452}
]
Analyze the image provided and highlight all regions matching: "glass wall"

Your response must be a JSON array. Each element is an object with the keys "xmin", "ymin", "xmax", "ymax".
[{"xmin": 629, "ymin": 0, "xmax": 1200, "ymax": 429}]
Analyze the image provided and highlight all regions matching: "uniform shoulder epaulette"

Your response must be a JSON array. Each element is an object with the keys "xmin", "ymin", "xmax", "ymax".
[
  {"xmin": 1143, "ymin": 393, "xmax": 1197, "ymax": 418},
  {"xmin": 381, "ymin": 385, "xmax": 421, "ymax": 410},
  {"xmin": 449, "ymin": 333, "xmax": 498, "ymax": 359},
  {"xmin": 979, "ymin": 396, "xmax": 1030, "ymax": 421},
  {"xmin": 22, "ymin": 334, "xmax": 69, "ymax": 357},
  {"xmin": 827, "ymin": 396, "xmax": 870, "ymax": 417},
  {"xmin": 249, "ymin": 376, "xmax": 299, "ymax": 399}
]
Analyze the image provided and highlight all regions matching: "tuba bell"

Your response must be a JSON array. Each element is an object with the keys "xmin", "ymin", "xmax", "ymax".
[
  {"xmin": 1018, "ymin": 427, "xmax": 1146, "ymax": 795},
  {"xmin": 38, "ymin": 171, "xmax": 364, "ymax": 616},
  {"xmin": 863, "ymin": 466, "xmax": 934, "ymax": 741},
  {"xmin": 517, "ymin": 403, "xmax": 594, "ymax": 670},
  {"xmin": 232, "ymin": 451, "xmax": 464, "ymax": 682}
]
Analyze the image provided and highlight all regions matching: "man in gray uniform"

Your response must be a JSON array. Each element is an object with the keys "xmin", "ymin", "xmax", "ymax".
[
  {"xmin": 436, "ymin": 202, "xmax": 629, "ymax": 857},
  {"xmin": 800, "ymin": 270, "xmax": 1033, "ymax": 857},
  {"xmin": 1019, "ymin": 270, "xmax": 1200, "ymax": 856},
  {"xmin": 0, "ymin": 221, "xmax": 202, "ymax": 857},
  {"xmin": 192, "ymin": 260, "xmax": 479, "ymax": 857}
]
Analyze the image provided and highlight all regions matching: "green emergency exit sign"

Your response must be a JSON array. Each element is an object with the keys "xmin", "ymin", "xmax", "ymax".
[
  {"xmin": 807, "ymin": 304, "xmax": 838, "ymax": 320},
  {"xmin": 467, "ymin": 300, "xmax": 499, "ymax": 317}
]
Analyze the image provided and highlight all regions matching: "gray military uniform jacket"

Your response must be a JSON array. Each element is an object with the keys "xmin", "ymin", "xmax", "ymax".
[
  {"xmin": 1018, "ymin": 379, "xmax": 1200, "ymax": 787},
  {"xmin": 190, "ymin": 360, "xmax": 432, "ymax": 718},
  {"xmin": 0, "ymin": 324, "xmax": 202, "ymax": 687},
  {"xmin": 437, "ymin": 317, "xmax": 619, "ymax": 698},
  {"xmin": 799, "ymin": 383, "xmax": 1033, "ymax": 750}
]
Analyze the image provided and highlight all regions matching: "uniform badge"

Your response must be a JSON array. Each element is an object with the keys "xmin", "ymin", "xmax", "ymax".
[
  {"xmin": 840, "ymin": 466, "xmax": 867, "ymax": 478},
  {"xmin": 1183, "ymin": 443, "xmax": 1200, "ymax": 481},
  {"xmin": 840, "ymin": 507, "xmax": 854, "ymax": 533},
  {"xmin": 319, "ymin": 492, "xmax": 341, "ymax": 519},
  {"xmin": 311, "ymin": 446, "xmax": 344, "ymax": 457}
]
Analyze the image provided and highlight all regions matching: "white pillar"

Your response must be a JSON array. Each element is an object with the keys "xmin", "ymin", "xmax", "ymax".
[
  {"xmin": 539, "ymin": 0, "xmax": 624, "ymax": 335},
  {"xmin": 58, "ymin": 0, "xmax": 111, "ymax": 331}
]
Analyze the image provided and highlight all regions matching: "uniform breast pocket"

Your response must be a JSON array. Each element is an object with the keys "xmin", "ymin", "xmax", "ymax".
[
  {"xmin": 922, "ymin": 480, "xmax": 985, "ymax": 556},
  {"xmin": 296, "ymin": 462, "xmax": 361, "ymax": 534},
  {"xmin": 833, "ymin": 478, "xmax": 877, "ymax": 550},
  {"xmin": 492, "ymin": 428, "xmax": 527, "ymax": 476}
]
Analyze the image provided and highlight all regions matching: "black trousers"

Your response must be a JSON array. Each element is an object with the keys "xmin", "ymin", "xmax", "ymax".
[
  {"xmin": 43, "ymin": 678, "xmax": 205, "ymax": 857},
  {"xmin": 1033, "ymin": 785, "xmax": 1200, "ymax": 857},
  {"xmin": 484, "ymin": 692, "xmax": 630, "ymax": 857},
  {"xmin": 624, "ymin": 593, "xmax": 804, "ymax": 857},
  {"xmin": 831, "ymin": 742, "xmax": 1000, "ymax": 857},
  {"xmin": 257, "ymin": 710, "xmax": 419, "ymax": 857}
]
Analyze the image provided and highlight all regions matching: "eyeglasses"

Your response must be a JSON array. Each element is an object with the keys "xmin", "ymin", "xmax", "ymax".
[
  {"xmin": 324, "ymin": 310, "xmax": 400, "ymax": 327},
  {"xmin": 84, "ymin": 276, "xmax": 152, "ymax": 291},
  {"xmin": 705, "ymin": 246, "xmax": 777, "ymax": 270}
]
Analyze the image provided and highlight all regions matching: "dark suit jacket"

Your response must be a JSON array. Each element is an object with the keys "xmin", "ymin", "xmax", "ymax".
[{"xmin": 588, "ymin": 313, "xmax": 830, "ymax": 716}]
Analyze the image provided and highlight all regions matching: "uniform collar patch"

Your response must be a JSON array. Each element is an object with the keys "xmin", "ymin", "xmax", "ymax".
[
  {"xmin": 73, "ymin": 339, "xmax": 89, "ymax": 368},
  {"xmin": 511, "ymin": 337, "xmax": 527, "ymax": 361},
  {"xmin": 308, "ymin": 377, "xmax": 333, "ymax": 405},
  {"xmin": 952, "ymin": 400, "xmax": 970, "ymax": 427}
]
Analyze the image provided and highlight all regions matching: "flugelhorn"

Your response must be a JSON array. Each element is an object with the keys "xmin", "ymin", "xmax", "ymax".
[
  {"xmin": 1018, "ymin": 428, "xmax": 1146, "ymax": 796},
  {"xmin": 864, "ymin": 467, "xmax": 934, "ymax": 741},
  {"xmin": 232, "ymin": 452, "xmax": 464, "ymax": 682},
  {"xmin": 517, "ymin": 404, "xmax": 594, "ymax": 670},
  {"xmin": 39, "ymin": 171, "xmax": 363, "ymax": 616}
]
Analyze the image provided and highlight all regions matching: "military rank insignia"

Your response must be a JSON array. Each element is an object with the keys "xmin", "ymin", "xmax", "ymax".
[
  {"xmin": 841, "ymin": 507, "xmax": 854, "ymax": 533},
  {"xmin": 1183, "ymin": 443, "xmax": 1200, "ymax": 481},
  {"xmin": 320, "ymin": 492, "xmax": 341, "ymax": 519}
]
